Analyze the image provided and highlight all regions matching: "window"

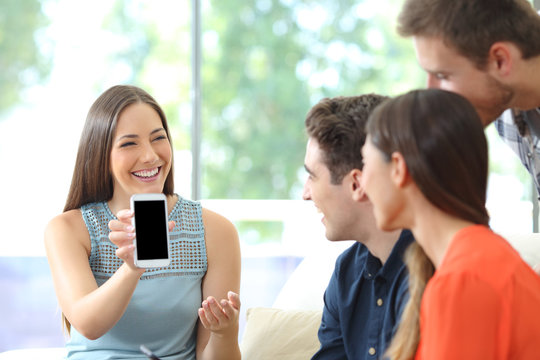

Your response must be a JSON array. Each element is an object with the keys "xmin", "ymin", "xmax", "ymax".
[{"xmin": 0, "ymin": 0, "xmax": 536, "ymax": 351}]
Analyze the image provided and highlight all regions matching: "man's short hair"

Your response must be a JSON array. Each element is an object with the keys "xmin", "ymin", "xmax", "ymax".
[
  {"xmin": 305, "ymin": 94, "xmax": 388, "ymax": 184},
  {"xmin": 397, "ymin": 0, "xmax": 540, "ymax": 68}
]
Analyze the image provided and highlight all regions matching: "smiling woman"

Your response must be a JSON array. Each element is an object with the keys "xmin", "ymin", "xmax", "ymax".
[
  {"xmin": 44, "ymin": 85, "xmax": 241, "ymax": 360},
  {"xmin": 108, "ymin": 103, "xmax": 173, "ymax": 207}
]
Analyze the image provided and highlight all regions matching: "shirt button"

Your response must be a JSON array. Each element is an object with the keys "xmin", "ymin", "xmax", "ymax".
[
  {"xmin": 528, "ymin": 152, "xmax": 532, "ymax": 158},
  {"xmin": 369, "ymin": 347, "xmax": 376, "ymax": 356},
  {"xmin": 377, "ymin": 298, "xmax": 383, "ymax": 306}
]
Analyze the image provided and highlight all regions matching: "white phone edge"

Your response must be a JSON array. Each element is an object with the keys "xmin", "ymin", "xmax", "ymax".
[{"xmin": 130, "ymin": 193, "xmax": 171, "ymax": 268}]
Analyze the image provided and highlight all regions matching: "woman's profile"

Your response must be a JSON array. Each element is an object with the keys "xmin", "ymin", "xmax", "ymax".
[{"xmin": 361, "ymin": 88, "xmax": 540, "ymax": 360}]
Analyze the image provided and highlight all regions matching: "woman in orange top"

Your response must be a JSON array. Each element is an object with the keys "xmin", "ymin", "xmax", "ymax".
[{"xmin": 360, "ymin": 88, "xmax": 540, "ymax": 360}]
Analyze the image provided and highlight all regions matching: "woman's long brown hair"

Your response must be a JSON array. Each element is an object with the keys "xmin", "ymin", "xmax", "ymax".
[
  {"xmin": 61, "ymin": 85, "xmax": 175, "ymax": 334},
  {"xmin": 366, "ymin": 89, "xmax": 490, "ymax": 359}
]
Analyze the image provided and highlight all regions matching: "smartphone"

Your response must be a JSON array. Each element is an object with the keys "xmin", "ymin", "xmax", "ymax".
[{"xmin": 130, "ymin": 193, "xmax": 171, "ymax": 268}]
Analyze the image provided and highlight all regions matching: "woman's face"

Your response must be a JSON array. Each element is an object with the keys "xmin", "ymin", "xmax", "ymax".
[
  {"xmin": 361, "ymin": 136, "xmax": 404, "ymax": 231},
  {"xmin": 109, "ymin": 103, "xmax": 172, "ymax": 202}
]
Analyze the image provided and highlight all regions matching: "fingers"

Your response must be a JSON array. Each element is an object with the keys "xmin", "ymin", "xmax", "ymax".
[
  {"xmin": 220, "ymin": 298, "xmax": 237, "ymax": 319},
  {"xmin": 199, "ymin": 297, "xmax": 224, "ymax": 329},
  {"xmin": 109, "ymin": 224, "xmax": 135, "ymax": 243},
  {"xmin": 116, "ymin": 244, "xmax": 135, "ymax": 260},
  {"xmin": 198, "ymin": 294, "xmax": 240, "ymax": 332},
  {"xmin": 227, "ymin": 291, "xmax": 241, "ymax": 310},
  {"xmin": 116, "ymin": 209, "xmax": 134, "ymax": 222},
  {"xmin": 108, "ymin": 209, "xmax": 136, "ymax": 264},
  {"xmin": 169, "ymin": 220, "xmax": 175, "ymax": 232}
]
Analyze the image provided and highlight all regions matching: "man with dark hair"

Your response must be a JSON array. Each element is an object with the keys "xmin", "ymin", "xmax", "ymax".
[
  {"xmin": 397, "ymin": 0, "xmax": 540, "ymax": 195},
  {"xmin": 303, "ymin": 94, "xmax": 414, "ymax": 359}
]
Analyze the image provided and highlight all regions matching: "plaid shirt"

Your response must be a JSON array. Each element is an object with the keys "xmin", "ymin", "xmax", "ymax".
[{"xmin": 495, "ymin": 108, "xmax": 540, "ymax": 196}]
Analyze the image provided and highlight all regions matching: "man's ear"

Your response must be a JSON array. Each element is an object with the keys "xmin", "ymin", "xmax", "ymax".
[
  {"xmin": 488, "ymin": 42, "xmax": 514, "ymax": 77},
  {"xmin": 390, "ymin": 152, "xmax": 410, "ymax": 188},
  {"xmin": 349, "ymin": 169, "xmax": 368, "ymax": 202}
]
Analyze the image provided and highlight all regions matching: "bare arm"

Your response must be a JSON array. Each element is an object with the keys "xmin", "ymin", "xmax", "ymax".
[
  {"xmin": 196, "ymin": 208, "xmax": 242, "ymax": 360},
  {"xmin": 44, "ymin": 209, "xmax": 145, "ymax": 340}
]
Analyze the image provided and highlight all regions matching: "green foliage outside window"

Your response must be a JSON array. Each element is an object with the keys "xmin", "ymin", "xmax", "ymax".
[
  {"xmin": 200, "ymin": 0, "xmax": 424, "ymax": 200},
  {"xmin": 0, "ymin": 0, "xmax": 51, "ymax": 118},
  {"xmin": 2, "ymin": 0, "xmax": 534, "ymax": 243}
]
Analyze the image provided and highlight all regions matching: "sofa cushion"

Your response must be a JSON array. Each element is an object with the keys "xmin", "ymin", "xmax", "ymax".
[{"xmin": 240, "ymin": 307, "xmax": 322, "ymax": 360}]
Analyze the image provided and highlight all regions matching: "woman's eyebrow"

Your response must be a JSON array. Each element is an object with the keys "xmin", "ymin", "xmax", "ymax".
[
  {"xmin": 151, "ymin": 127, "xmax": 166, "ymax": 135},
  {"xmin": 116, "ymin": 128, "xmax": 166, "ymax": 142},
  {"xmin": 116, "ymin": 134, "xmax": 139, "ymax": 142}
]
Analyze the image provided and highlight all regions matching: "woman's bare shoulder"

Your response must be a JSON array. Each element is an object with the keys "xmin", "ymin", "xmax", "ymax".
[
  {"xmin": 201, "ymin": 207, "xmax": 237, "ymax": 233},
  {"xmin": 45, "ymin": 209, "xmax": 90, "ymax": 252},
  {"xmin": 47, "ymin": 209, "xmax": 85, "ymax": 231}
]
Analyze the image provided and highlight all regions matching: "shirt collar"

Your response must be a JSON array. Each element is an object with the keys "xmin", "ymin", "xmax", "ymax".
[{"xmin": 362, "ymin": 229, "xmax": 414, "ymax": 281}]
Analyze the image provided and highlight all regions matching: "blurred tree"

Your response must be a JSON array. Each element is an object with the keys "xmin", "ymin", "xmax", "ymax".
[
  {"xmin": 0, "ymin": 0, "xmax": 51, "ymax": 117},
  {"xmin": 99, "ymin": 0, "xmax": 424, "ymax": 203},
  {"xmin": 102, "ymin": 0, "xmax": 192, "ymax": 148},
  {"xmin": 201, "ymin": 0, "xmax": 423, "ymax": 200}
]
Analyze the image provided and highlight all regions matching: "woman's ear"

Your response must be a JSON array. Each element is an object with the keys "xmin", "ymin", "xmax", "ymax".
[{"xmin": 390, "ymin": 152, "xmax": 409, "ymax": 188}]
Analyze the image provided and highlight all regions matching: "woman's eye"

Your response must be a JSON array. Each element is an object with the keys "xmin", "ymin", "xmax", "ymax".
[
  {"xmin": 120, "ymin": 141, "xmax": 136, "ymax": 148},
  {"xmin": 153, "ymin": 135, "xmax": 167, "ymax": 142}
]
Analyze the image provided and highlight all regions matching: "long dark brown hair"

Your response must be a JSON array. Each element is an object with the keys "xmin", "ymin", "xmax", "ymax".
[
  {"xmin": 64, "ymin": 85, "xmax": 174, "ymax": 213},
  {"xmin": 366, "ymin": 89, "xmax": 490, "ymax": 359},
  {"xmin": 61, "ymin": 85, "xmax": 174, "ymax": 333}
]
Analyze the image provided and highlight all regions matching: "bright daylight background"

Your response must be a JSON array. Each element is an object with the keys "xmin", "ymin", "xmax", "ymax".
[{"xmin": 0, "ymin": 0, "xmax": 537, "ymax": 352}]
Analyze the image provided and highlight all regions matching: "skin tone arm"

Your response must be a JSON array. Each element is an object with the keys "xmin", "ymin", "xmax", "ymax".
[
  {"xmin": 196, "ymin": 208, "xmax": 242, "ymax": 360},
  {"xmin": 44, "ymin": 209, "xmax": 146, "ymax": 340}
]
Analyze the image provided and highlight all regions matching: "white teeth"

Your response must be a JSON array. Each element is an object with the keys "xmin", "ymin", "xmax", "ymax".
[{"xmin": 134, "ymin": 168, "xmax": 159, "ymax": 178}]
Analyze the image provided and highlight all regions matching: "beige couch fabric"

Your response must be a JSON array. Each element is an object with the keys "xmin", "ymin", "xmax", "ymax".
[{"xmin": 240, "ymin": 307, "xmax": 322, "ymax": 360}]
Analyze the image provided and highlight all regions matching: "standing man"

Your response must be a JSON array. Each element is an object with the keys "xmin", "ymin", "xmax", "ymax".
[
  {"xmin": 303, "ymin": 94, "xmax": 415, "ymax": 359},
  {"xmin": 397, "ymin": 0, "xmax": 540, "ymax": 194}
]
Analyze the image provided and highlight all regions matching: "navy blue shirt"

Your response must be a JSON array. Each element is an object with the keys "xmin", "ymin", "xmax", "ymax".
[{"xmin": 311, "ymin": 230, "xmax": 414, "ymax": 360}]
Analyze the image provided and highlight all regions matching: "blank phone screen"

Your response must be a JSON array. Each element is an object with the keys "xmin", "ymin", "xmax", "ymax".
[{"xmin": 133, "ymin": 200, "xmax": 169, "ymax": 260}]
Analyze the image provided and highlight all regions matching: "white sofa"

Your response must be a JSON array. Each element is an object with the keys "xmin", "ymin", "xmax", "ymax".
[{"xmin": 2, "ymin": 233, "xmax": 540, "ymax": 360}]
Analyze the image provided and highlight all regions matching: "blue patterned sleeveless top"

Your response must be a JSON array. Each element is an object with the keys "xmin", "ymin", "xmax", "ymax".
[{"xmin": 66, "ymin": 196, "xmax": 207, "ymax": 360}]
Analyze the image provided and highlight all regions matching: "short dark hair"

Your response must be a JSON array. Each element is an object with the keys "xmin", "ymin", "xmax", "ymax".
[
  {"xmin": 305, "ymin": 94, "xmax": 388, "ymax": 184},
  {"xmin": 397, "ymin": 0, "xmax": 540, "ymax": 68}
]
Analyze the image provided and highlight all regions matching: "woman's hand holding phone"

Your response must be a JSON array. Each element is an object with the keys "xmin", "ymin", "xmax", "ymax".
[
  {"xmin": 108, "ymin": 208, "xmax": 175, "ymax": 270},
  {"xmin": 108, "ymin": 209, "xmax": 138, "ymax": 269}
]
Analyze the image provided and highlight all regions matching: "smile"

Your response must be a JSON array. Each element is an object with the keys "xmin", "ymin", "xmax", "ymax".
[{"xmin": 132, "ymin": 167, "xmax": 160, "ymax": 179}]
